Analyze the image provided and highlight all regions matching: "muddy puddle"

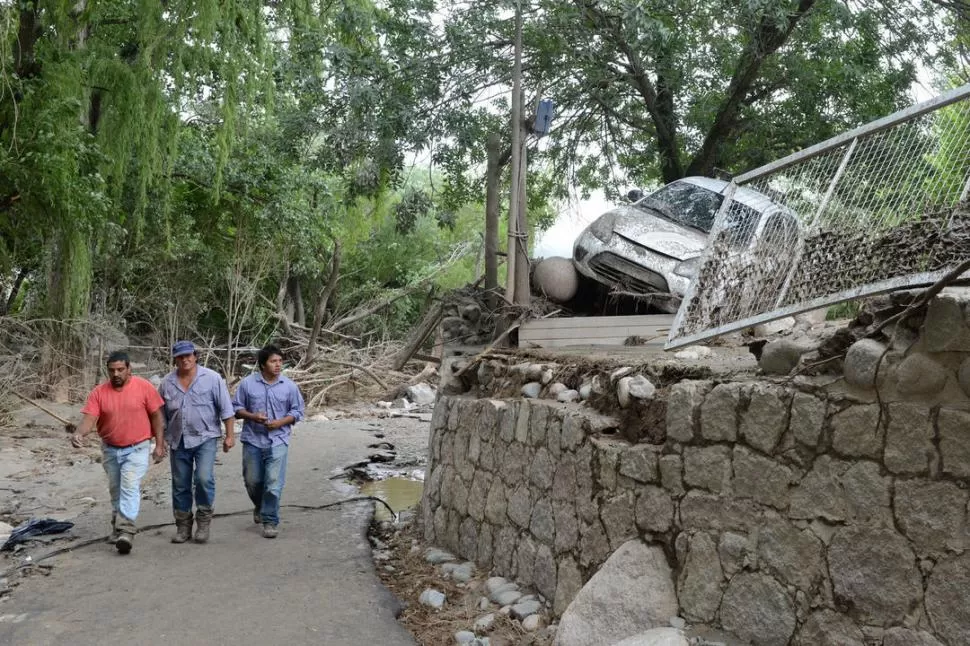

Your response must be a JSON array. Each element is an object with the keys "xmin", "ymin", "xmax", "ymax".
[{"xmin": 360, "ymin": 477, "xmax": 424, "ymax": 522}]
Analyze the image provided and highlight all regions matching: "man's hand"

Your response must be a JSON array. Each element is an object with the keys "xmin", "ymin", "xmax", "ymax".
[
  {"xmin": 223, "ymin": 433, "xmax": 235, "ymax": 453},
  {"xmin": 252, "ymin": 412, "xmax": 269, "ymax": 424},
  {"xmin": 152, "ymin": 442, "xmax": 167, "ymax": 464},
  {"xmin": 71, "ymin": 432, "xmax": 85, "ymax": 449},
  {"xmin": 265, "ymin": 419, "xmax": 284, "ymax": 430}
]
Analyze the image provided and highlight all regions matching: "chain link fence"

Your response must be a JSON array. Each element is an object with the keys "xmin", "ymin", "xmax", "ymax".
[{"xmin": 667, "ymin": 84, "xmax": 970, "ymax": 349}]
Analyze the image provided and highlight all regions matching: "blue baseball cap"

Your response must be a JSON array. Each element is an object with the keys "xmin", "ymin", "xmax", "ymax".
[{"xmin": 171, "ymin": 340, "xmax": 196, "ymax": 357}]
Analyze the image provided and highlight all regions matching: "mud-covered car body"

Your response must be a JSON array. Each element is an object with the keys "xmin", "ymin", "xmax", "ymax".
[{"xmin": 572, "ymin": 176, "xmax": 798, "ymax": 311}]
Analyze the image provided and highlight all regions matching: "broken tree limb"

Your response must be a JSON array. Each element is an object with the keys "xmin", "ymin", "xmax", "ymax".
[
  {"xmin": 329, "ymin": 282, "xmax": 426, "ymax": 331},
  {"xmin": 9, "ymin": 391, "xmax": 72, "ymax": 426},
  {"xmin": 306, "ymin": 239, "xmax": 342, "ymax": 365},
  {"xmin": 455, "ymin": 309, "xmax": 561, "ymax": 379},
  {"xmin": 378, "ymin": 362, "xmax": 438, "ymax": 401},
  {"xmin": 275, "ymin": 261, "xmax": 292, "ymax": 337},
  {"xmin": 306, "ymin": 356, "xmax": 387, "ymax": 390},
  {"xmin": 867, "ymin": 258, "xmax": 970, "ymax": 338},
  {"xmin": 391, "ymin": 302, "xmax": 444, "ymax": 371}
]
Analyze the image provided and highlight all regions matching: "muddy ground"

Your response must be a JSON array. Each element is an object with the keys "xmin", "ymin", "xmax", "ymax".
[{"xmin": 0, "ymin": 395, "xmax": 553, "ymax": 645}]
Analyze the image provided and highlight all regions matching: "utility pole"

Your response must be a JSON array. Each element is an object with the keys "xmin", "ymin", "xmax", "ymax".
[
  {"xmin": 514, "ymin": 131, "xmax": 530, "ymax": 305},
  {"xmin": 485, "ymin": 134, "xmax": 501, "ymax": 310},
  {"xmin": 505, "ymin": 0, "xmax": 530, "ymax": 306}
]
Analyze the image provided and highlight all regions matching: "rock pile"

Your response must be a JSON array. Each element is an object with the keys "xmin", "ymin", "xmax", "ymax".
[
  {"xmin": 441, "ymin": 299, "xmax": 492, "ymax": 346},
  {"xmin": 413, "ymin": 546, "xmax": 557, "ymax": 645}
]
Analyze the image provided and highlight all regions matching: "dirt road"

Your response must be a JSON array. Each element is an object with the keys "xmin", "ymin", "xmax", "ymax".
[{"xmin": 0, "ymin": 405, "xmax": 425, "ymax": 646}]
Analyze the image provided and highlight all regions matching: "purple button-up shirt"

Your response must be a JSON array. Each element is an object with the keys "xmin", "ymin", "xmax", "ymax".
[
  {"xmin": 158, "ymin": 366, "xmax": 235, "ymax": 449},
  {"xmin": 233, "ymin": 372, "xmax": 305, "ymax": 448}
]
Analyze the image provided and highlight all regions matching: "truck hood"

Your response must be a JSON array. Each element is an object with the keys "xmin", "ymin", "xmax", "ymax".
[{"xmin": 608, "ymin": 205, "xmax": 709, "ymax": 260}]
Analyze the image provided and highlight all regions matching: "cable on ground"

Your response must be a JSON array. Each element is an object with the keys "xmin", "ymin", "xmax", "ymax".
[{"xmin": 1, "ymin": 496, "xmax": 398, "ymax": 579}]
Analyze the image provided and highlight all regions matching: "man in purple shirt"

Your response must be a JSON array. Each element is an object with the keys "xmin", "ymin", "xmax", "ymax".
[
  {"xmin": 158, "ymin": 340, "xmax": 236, "ymax": 543},
  {"xmin": 233, "ymin": 344, "xmax": 305, "ymax": 538}
]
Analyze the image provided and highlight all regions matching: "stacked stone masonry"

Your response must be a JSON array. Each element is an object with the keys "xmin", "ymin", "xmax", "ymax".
[{"xmin": 421, "ymin": 382, "xmax": 970, "ymax": 646}]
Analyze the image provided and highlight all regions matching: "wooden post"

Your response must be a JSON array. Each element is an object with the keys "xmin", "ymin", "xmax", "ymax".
[
  {"xmin": 505, "ymin": 0, "xmax": 523, "ymax": 302},
  {"xmin": 485, "ymin": 134, "xmax": 501, "ymax": 309},
  {"xmin": 514, "ymin": 135, "xmax": 530, "ymax": 305}
]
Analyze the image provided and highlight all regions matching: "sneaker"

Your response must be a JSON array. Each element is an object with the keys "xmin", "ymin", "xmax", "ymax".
[
  {"xmin": 115, "ymin": 533, "xmax": 133, "ymax": 554},
  {"xmin": 106, "ymin": 529, "xmax": 121, "ymax": 545},
  {"xmin": 261, "ymin": 524, "xmax": 278, "ymax": 539},
  {"xmin": 253, "ymin": 508, "xmax": 261, "ymax": 524}
]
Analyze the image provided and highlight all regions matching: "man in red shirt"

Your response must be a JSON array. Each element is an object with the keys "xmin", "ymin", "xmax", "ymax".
[{"xmin": 69, "ymin": 351, "xmax": 166, "ymax": 554}]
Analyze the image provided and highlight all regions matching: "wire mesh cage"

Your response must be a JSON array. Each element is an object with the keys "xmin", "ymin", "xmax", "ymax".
[{"xmin": 667, "ymin": 84, "xmax": 970, "ymax": 349}]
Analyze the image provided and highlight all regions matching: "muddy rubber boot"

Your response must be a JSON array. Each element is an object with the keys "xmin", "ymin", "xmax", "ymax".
[
  {"xmin": 115, "ymin": 515, "xmax": 137, "ymax": 555},
  {"xmin": 194, "ymin": 507, "xmax": 213, "ymax": 544},
  {"xmin": 171, "ymin": 510, "xmax": 193, "ymax": 544}
]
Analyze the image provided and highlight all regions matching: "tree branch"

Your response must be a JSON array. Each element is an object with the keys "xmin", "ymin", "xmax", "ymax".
[
  {"xmin": 579, "ymin": 0, "xmax": 683, "ymax": 181},
  {"xmin": 305, "ymin": 239, "xmax": 341, "ymax": 364},
  {"xmin": 686, "ymin": 0, "xmax": 817, "ymax": 177}
]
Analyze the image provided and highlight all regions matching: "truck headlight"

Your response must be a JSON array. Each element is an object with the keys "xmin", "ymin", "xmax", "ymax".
[
  {"xmin": 673, "ymin": 256, "xmax": 704, "ymax": 279},
  {"xmin": 587, "ymin": 213, "xmax": 616, "ymax": 243}
]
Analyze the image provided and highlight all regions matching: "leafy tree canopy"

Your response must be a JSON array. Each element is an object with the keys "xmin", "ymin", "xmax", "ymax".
[{"xmin": 427, "ymin": 0, "xmax": 963, "ymax": 199}]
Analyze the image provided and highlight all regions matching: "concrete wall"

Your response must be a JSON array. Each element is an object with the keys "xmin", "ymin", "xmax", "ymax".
[{"xmin": 422, "ymin": 374, "xmax": 970, "ymax": 645}]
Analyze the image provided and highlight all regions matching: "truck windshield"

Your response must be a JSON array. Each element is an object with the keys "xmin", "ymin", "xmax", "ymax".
[{"xmin": 638, "ymin": 181, "xmax": 723, "ymax": 233}]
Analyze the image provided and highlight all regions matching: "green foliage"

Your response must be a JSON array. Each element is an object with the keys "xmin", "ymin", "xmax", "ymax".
[
  {"xmin": 426, "ymin": 0, "xmax": 961, "ymax": 198},
  {"xmin": 0, "ymin": 0, "xmax": 967, "ymax": 360}
]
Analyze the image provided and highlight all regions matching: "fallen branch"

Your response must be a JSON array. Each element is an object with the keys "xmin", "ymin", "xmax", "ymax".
[
  {"xmin": 329, "ymin": 283, "xmax": 426, "ymax": 331},
  {"xmin": 306, "ymin": 357, "xmax": 388, "ymax": 390},
  {"xmin": 455, "ymin": 310, "xmax": 560, "ymax": 379},
  {"xmin": 391, "ymin": 302, "xmax": 444, "ymax": 371},
  {"xmin": 9, "ymin": 390, "xmax": 72, "ymax": 426},
  {"xmin": 868, "ymin": 258, "xmax": 970, "ymax": 338},
  {"xmin": 378, "ymin": 362, "xmax": 438, "ymax": 401}
]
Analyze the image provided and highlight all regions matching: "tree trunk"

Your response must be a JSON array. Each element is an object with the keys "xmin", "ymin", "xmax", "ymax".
[
  {"xmin": 43, "ymin": 227, "xmax": 92, "ymax": 400},
  {"xmin": 391, "ymin": 302, "xmax": 444, "ymax": 371},
  {"xmin": 305, "ymin": 240, "xmax": 341, "ymax": 365},
  {"xmin": 485, "ymin": 133, "xmax": 501, "ymax": 309},
  {"xmin": 685, "ymin": 0, "xmax": 817, "ymax": 177},
  {"xmin": 39, "ymin": 0, "xmax": 94, "ymax": 399},
  {"xmin": 1, "ymin": 267, "xmax": 29, "ymax": 315},
  {"xmin": 14, "ymin": 3, "xmax": 40, "ymax": 80},
  {"xmin": 289, "ymin": 275, "xmax": 305, "ymax": 326},
  {"xmin": 275, "ymin": 262, "xmax": 293, "ymax": 336}
]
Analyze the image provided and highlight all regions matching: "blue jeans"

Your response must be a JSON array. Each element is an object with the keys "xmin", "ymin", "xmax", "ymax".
[
  {"xmin": 170, "ymin": 436, "xmax": 218, "ymax": 513},
  {"xmin": 242, "ymin": 443, "xmax": 288, "ymax": 526},
  {"xmin": 102, "ymin": 441, "xmax": 151, "ymax": 523}
]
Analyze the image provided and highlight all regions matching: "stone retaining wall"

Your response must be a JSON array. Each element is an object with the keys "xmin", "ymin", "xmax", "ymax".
[{"xmin": 421, "ymin": 381, "xmax": 970, "ymax": 645}]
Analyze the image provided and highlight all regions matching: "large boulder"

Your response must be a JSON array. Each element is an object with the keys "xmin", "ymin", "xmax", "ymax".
[
  {"xmin": 406, "ymin": 382, "xmax": 437, "ymax": 406},
  {"xmin": 843, "ymin": 338, "xmax": 887, "ymax": 388},
  {"xmin": 533, "ymin": 256, "xmax": 580, "ymax": 303},
  {"xmin": 555, "ymin": 540, "xmax": 678, "ymax": 646},
  {"xmin": 758, "ymin": 339, "xmax": 812, "ymax": 375}
]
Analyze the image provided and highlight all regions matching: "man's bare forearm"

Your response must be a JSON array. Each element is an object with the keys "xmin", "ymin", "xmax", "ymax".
[{"xmin": 150, "ymin": 409, "xmax": 165, "ymax": 444}]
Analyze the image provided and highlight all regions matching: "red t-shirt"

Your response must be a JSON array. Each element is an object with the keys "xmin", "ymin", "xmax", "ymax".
[{"xmin": 81, "ymin": 376, "xmax": 164, "ymax": 447}]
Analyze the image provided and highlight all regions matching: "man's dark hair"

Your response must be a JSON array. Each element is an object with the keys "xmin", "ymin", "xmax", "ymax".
[
  {"xmin": 257, "ymin": 344, "xmax": 283, "ymax": 369},
  {"xmin": 106, "ymin": 351, "xmax": 130, "ymax": 366}
]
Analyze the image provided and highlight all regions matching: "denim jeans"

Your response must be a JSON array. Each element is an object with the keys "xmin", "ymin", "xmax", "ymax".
[
  {"xmin": 102, "ymin": 441, "xmax": 151, "ymax": 524},
  {"xmin": 242, "ymin": 442, "xmax": 288, "ymax": 526},
  {"xmin": 170, "ymin": 436, "xmax": 218, "ymax": 513}
]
